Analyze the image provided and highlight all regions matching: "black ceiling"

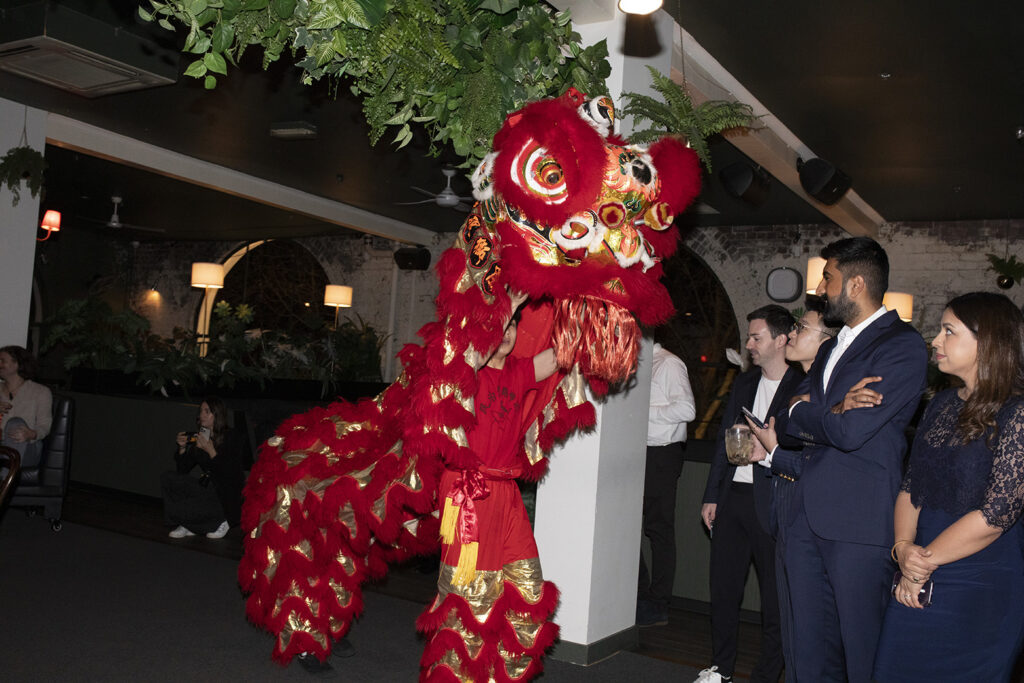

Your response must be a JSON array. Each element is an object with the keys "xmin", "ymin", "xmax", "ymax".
[
  {"xmin": 668, "ymin": 0, "xmax": 1024, "ymax": 224},
  {"xmin": 2, "ymin": 0, "xmax": 1023, "ymax": 243}
]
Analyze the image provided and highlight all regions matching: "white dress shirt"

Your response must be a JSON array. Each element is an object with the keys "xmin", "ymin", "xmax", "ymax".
[
  {"xmin": 821, "ymin": 306, "xmax": 888, "ymax": 390},
  {"xmin": 734, "ymin": 375, "xmax": 780, "ymax": 481},
  {"xmin": 647, "ymin": 343, "xmax": 697, "ymax": 446}
]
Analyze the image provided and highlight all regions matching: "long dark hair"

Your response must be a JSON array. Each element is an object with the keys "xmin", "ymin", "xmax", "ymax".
[
  {"xmin": 201, "ymin": 396, "xmax": 230, "ymax": 446},
  {"xmin": 946, "ymin": 292, "xmax": 1024, "ymax": 443},
  {"xmin": 0, "ymin": 345, "xmax": 37, "ymax": 380}
]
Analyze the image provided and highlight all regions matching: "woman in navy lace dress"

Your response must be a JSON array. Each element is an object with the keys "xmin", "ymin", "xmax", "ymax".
[{"xmin": 874, "ymin": 292, "xmax": 1024, "ymax": 681}]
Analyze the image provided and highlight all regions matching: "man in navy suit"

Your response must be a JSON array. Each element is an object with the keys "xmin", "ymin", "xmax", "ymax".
[
  {"xmin": 696, "ymin": 305, "xmax": 804, "ymax": 683},
  {"xmin": 784, "ymin": 237, "xmax": 927, "ymax": 682}
]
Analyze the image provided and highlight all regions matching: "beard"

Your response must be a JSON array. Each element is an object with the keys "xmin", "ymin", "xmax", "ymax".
[{"xmin": 824, "ymin": 288, "xmax": 857, "ymax": 324}]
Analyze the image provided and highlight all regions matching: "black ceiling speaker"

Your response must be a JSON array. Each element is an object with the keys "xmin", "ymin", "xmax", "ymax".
[
  {"xmin": 394, "ymin": 246, "xmax": 431, "ymax": 271},
  {"xmin": 719, "ymin": 162, "xmax": 771, "ymax": 207},
  {"xmin": 797, "ymin": 157, "xmax": 852, "ymax": 205}
]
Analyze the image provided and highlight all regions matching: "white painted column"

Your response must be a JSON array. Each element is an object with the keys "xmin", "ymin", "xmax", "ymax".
[
  {"xmin": 533, "ymin": 8, "xmax": 678, "ymax": 662},
  {"xmin": 0, "ymin": 97, "xmax": 45, "ymax": 348},
  {"xmin": 535, "ymin": 340, "xmax": 653, "ymax": 662}
]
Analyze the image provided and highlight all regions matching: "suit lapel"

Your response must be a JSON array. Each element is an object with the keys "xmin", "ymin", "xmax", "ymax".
[
  {"xmin": 826, "ymin": 311, "xmax": 899, "ymax": 397},
  {"xmin": 768, "ymin": 366, "xmax": 803, "ymax": 417}
]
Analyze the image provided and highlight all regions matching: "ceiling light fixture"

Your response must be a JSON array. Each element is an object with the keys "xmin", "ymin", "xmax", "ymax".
[
  {"xmin": 269, "ymin": 121, "xmax": 318, "ymax": 140},
  {"xmin": 618, "ymin": 0, "xmax": 663, "ymax": 15}
]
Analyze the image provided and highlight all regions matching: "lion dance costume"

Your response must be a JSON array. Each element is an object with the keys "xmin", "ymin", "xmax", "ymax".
[{"xmin": 238, "ymin": 89, "xmax": 701, "ymax": 681}]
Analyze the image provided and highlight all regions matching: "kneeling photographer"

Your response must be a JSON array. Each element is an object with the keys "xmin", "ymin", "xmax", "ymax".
[{"xmin": 161, "ymin": 396, "xmax": 245, "ymax": 540}]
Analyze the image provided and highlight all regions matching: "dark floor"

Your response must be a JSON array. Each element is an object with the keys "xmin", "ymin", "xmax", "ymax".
[{"xmin": 56, "ymin": 483, "xmax": 763, "ymax": 679}]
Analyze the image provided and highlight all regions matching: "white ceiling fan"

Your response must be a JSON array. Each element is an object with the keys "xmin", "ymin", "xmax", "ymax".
[
  {"xmin": 396, "ymin": 168, "xmax": 474, "ymax": 212},
  {"xmin": 84, "ymin": 196, "xmax": 166, "ymax": 233}
]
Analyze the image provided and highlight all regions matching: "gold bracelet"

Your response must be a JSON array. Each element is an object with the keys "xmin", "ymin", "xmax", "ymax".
[{"xmin": 891, "ymin": 539, "xmax": 913, "ymax": 563}]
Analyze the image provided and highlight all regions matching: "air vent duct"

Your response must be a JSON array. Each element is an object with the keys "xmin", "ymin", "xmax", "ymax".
[{"xmin": 0, "ymin": 2, "xmax": 177, "ymax": 97}]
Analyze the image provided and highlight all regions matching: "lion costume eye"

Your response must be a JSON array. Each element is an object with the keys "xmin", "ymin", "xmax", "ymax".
[{"xmin": 511, "ymin": 140, "xmax": 569, "ymax": 204}]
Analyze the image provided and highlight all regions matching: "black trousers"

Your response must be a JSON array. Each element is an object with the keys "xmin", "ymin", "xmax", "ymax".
[
  {"xmin": 638, "ymin": 442, "xmax": 685, "ymax": 606},
  {"xmin": 160, "ymin": 470, "xmax": 224, "ymax": 534},
  {"xmin": 709, "ymin": 481, "xmax": 783, "ymax": 682}
]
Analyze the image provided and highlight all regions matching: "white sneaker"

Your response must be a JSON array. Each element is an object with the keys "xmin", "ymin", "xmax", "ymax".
[
  {"xmin": 694, "ymin": 666, "xmax": 731, "ymax": 683},
  {"xmin": 168, "ymin": 525, "xmax": 195, "ymax": 539},
  {"xmin": 206, "ymin": 520, "xmax": 230, "ymax": 539}
]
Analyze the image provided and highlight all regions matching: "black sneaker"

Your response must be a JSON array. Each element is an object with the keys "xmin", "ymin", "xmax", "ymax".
[
  {"xmin": 331, "ymin": 637, "xmax": 355, "ymax": 659},
  {"xmin": 296, "ymin": 653, "xmax": 334, "ymax": 677},
  {"xmin": 636, "ymin": 598, "xmax": 669, "ymax": 627}
]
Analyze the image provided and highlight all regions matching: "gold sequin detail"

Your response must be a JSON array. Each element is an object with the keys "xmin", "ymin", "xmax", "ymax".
[
  {"xmin": 335, "ymin": 549, "xmax": 356, "ymax": 576},
  {"xmin": 337, "ymin": 503, "xmax": 357, "ymax": 537},
  {"xmin": 293, "ymin": 539, "xmax": 313, "ymax": 560},
  {"xmin": 429, "ymin": 557, "xmax": 547, "ymax": 682},
  {"xmin": 560, "ymin": 366, "xmax": 588, "ymax": 409},
  {"xmin": 443, "ymin": 337, "xmax": 457, "ymax": 365},
  {"xmin": 327, "ymin": 578, "xmax": 352, "ymax": 608}
]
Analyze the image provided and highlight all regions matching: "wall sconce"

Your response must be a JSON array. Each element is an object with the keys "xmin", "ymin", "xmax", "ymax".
[
  {"xmin": 37, "ymin": 209, "xmax": 61, "ymax": 242},
  {"xmin": 883, "ymin": 292, "xmax": 913, "ymax": 322},
  {"xmin": 618, "ymin": 0, "xmax": 662, "ymax": 14},
  {"xmin": 191, "ymin": 262, "xmax": 224, "ymax": 355},
  {"xmin": 324, "ymin": 284, "xmax": 353, "ymax": 328},
  {"xmin": 806, "ymin": 257, "xmax": 826, "ymax": 294},
  {"xmin": 797, "ymin": 157, "xmax": 852, "ymax": 205}
]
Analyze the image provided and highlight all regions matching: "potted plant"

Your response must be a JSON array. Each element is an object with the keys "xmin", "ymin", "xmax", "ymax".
[
  {"xmin": 0, "ymin": 144, "xmax": 46, "ymax": 205},
  {"xmin": 622, "ymin": 65, "xmax": 758, "ymax": 172}
]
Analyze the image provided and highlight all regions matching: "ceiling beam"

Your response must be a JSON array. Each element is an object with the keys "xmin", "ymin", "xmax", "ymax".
[
  {"xmin": 45, "ymin": 114, "xmax": 438, "ymax": 246},
  {"xmin": 673, "ymin": 26, "xmax": 884, "ymax": 237}
]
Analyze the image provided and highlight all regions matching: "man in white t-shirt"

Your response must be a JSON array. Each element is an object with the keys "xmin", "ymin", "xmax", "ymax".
[{"xmin": 695, "ymin": 305, "xmax": 804, "ymax": 683}]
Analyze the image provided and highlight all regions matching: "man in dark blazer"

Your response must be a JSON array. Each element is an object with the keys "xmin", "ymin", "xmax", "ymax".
[
  {"xmin": 783, "ymin": 237, "xmax": 927, "ymax": 682},
  {"xmin": 696, "ymin": 305, "xmax": 804, "ymax": 683}
]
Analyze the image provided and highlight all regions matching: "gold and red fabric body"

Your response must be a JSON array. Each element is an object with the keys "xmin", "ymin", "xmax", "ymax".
[{"xmin": 236, "ymin": 91, "xmax": 701, "ymax": 680}]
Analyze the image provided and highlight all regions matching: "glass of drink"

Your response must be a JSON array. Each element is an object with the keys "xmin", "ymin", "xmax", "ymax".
[{"xmin": 725, "ymin": 424, "xmax": 753, "ymax": 465}]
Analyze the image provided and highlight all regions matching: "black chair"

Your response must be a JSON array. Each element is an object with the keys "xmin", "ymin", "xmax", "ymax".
[
  {"xmin": 0, "ymin": 446, "xmax": 20, "ymax": 507},
  {"xmin": 10, "ymin": 395, "xmax": 74, "ymax": 531}
]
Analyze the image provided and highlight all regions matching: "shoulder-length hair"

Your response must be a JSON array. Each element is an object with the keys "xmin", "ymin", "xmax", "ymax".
[
  {"xmin": 0, "ymin": 345, "xmax": 37, "ymax": 380},
  {"xmin": 201, "ymin": 396, "xmax": 230, "ymax": 446},
  {"xmin": 946, "ymin": 292, "xmax": 1024, "ymax": 443}
]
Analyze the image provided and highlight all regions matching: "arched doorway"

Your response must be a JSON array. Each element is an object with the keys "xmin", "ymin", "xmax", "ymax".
[
  {"xmin": 215, "ymin": 240, "xmax": 331, "ymax": 334},
  {"xmin": 658, "ymin": 245, "xmax": 741, "ymax": 441}
]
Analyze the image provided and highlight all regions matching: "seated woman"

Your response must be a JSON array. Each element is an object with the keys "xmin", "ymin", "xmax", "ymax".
[
  {"xmin": 161, "ymin": 396, "xmax": 245, "ymax": 540},
  {"xmin": 0, "ymin": 345, "xmax": 53, "ymax": 469}
]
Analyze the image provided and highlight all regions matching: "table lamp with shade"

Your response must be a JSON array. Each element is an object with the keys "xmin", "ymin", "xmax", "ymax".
[
  {"xmin": 324, "ymin": 284, "xmax": 353, "ymax": 328},
  {"xmin": 883, "ymin": 291, "xmax": 913, "ymax": 323}
]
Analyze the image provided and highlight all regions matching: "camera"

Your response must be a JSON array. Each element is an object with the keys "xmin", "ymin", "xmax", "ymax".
[{"xmin": 185, "ymin": 431, "xmax": 198, "ymax": 444}]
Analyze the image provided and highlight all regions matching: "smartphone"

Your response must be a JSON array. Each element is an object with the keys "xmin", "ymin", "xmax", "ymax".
[
  {"xmin": 199, "ymin": 426, "xmax": 211, "ymax": 439},
  {"xmin": 891, "ymin": 570, "xmax": 933, "ymax": 608},
  {"xmin": 741, "ymin": 406, "xmax": 766, "ymax": 430}
]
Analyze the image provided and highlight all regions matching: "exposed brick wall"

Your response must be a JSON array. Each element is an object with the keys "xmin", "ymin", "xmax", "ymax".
[
  {"xmin": 682, "ymin": 219, "xmax": 1024, "ymax": 344},
  {"xmin": 122, "ymin": 235, "xmax": 448, "ymax": 381},
  {"xmin": 123, "ymin": 219, "xmax": 1021, "ymax": 382}
]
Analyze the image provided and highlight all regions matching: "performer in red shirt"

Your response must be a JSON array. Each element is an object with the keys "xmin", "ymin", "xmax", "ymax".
[{"xmin": 418, "ymin": 302, "xmax": 559, "ymax": 682}]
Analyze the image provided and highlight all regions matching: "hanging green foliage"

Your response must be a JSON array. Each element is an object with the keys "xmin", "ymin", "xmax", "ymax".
[
  {"xmin": 0, "ymin": 145, "xmax": 46, "ymax": 206},
  {"xmin": 622, "ymin": 65, "xmax": 758, "ymax": 172},
  {"xmin": 140, "ymin": 0, "xmax": 610, "ymax": 167}
]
